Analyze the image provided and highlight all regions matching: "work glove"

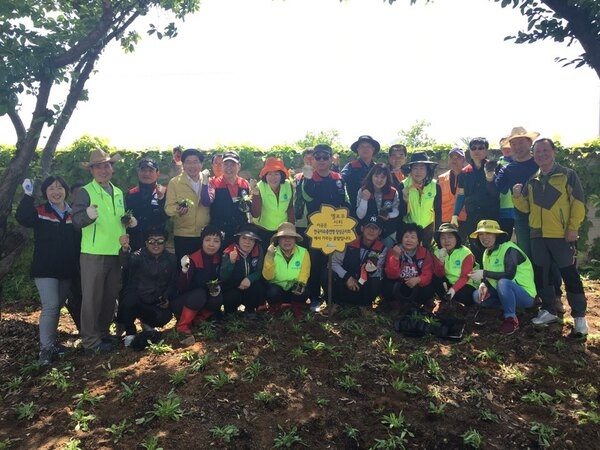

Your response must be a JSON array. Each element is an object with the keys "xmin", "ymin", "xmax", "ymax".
[
  {"xmin": 180, "ymin": 255, "xmax": 190, "ymax": 273},
  {"xmin": 437, "ymin": 248, "xmax": 447, "ymax": 264},
  {"xmin": 444, "ymin": 288, "xmax": 456, "ymax": 301},
  {"xmin": 201, "ymin": 169, "xmax": 211, "ymax": 185},
  {"xmin": 127, "ymin": 216, "xmax": 138, "ymax": 228},
  {"xmin": 22, "ymin": 179, "xmax": 34, "ymax": 196},
  {"xmin": 86, "ymin": 205, "xmax": 98, "ymax": 220},
  {"xmin": 302, "ymin": 165, "xmax": 313, "ymax": 180},
  {"xmin": 266, "ymin": 244, "xmax": 276, "ymax": 258},
  {"xmin": 512, "ymin": 183, "xmax": 523, "ymax": 197},
  {"xmin": 450, "ymin": 215, "xmax": 459, "ymax": 227},
  {"xmin": 469, "ymin": 269, "xmax": 484, "ymax": 283}
]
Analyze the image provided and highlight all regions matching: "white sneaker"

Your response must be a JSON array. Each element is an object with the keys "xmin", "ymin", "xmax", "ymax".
[
  {"xmin": 572, "ymin": 317, "xmax": 589, "ymax": 337},
  {"xmin": 531, "ymin": 310, "xmax": 559, "ymax": 325},
  {"xmin": 123, "ymin": 335, "xmax": 135, "ymax": 347}
]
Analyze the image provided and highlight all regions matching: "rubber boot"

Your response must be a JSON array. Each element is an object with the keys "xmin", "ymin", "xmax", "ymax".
[
  {"xmin": 269, "ymin": 303, "xmax": 282, "ymax": 315},
  {"xmin": 176, "ymin": 307, "xmax": 197, "ymax": 334},
  {"xmin": 291, "ymin": 302, "xmax": 304, "ymax": 319},
  {"xmin": 193, "ymin": 309, "xmax": 213, "ymax": 325}
]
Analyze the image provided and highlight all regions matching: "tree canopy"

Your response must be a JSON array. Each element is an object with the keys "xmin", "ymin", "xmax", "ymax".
[{"xmin": 0, "ymin": 0, "xmax": 200, "ymax": 279}]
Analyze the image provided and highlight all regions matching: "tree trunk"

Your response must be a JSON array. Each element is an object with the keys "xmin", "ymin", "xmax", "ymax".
[{"xmin": 0, "ymin": 77, "xmax": 53, "ymax": 281}]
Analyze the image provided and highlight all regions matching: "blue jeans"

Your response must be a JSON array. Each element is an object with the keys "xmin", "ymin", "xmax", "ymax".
[
  {"xmin": 34, "ymin": 278, "xmax": 71, "ymax": 350},
  {"xmin": 474, "ymin": 279, "xmax": 534, "ymax": 318}
]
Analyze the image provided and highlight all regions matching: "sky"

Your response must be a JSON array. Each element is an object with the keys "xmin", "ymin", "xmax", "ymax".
[{"xmin": 1, "ymin": 0, "xmax": 599, "ymax": 151}]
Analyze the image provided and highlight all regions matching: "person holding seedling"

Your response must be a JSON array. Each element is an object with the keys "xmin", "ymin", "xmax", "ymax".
[
  {"xmin": 330, "ymin": 215, "xmax": 387, "ymax": 316},
  {"xmin": 16, "ymin": 175, "xmax": 80, "ymax": 365},
  {"xmin": 118, "ymin": 228, "xmax": 176, "ymax": 347},
  {"xmin": 382, "ymin": 223, "xmax": 435, "ymax": 312},
  {"xmin": 262, "ymin": 222, "xmax": 311, "ymax": 318},
  {"xmin": 469, "ymin": 219, "xmax": 536, "ymax": 335},
  {"xmin": 431, "ymin": 223, "xmax": 477, "ymax": 310},
  {"xmin": 220, "ymin": 223, "xmax": 266, "ymax": 316},
  {"xmin": 165, "ymin": 148, "xmax": 211, "ymax": 261},
  {"xmin": 171, "ymin": 225, "xmax": 224, "ymax": 336},
  {"xmin": 72, "ymin": 148, "xmax": 132, "ymax": 352}
]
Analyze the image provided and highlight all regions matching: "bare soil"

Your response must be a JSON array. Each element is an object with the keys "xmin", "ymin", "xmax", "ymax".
[{"xmin": 1, "ymin": 280, "xmax": 599, "ymax": 450}]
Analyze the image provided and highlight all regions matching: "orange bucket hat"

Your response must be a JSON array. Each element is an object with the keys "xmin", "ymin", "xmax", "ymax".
[{"xmin": 259, "ymin": 157, "xmax": 289, "ymax": 179}]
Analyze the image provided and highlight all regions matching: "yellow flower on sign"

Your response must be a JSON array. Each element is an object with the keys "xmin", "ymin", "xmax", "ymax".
[{"xmin": 306, "ymin": 205, "xmax": 357, "ymax": 254}]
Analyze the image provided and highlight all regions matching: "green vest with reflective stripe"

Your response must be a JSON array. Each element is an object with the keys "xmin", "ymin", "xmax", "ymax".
[
  {"xmin": 483, "ymin": 241, "xmax": 536, "ymax": 297},
  {"xmin": 498, "ymin": 157, "xmax": 514, "ymax": 209},
  {"xmin": 272, "ymin": 246, "xmax": 306, "ymax": 291},
  {"xmin": 403, "ymin": 176, "xmax": 436, "ymax": 227},
  {"xmin": 81, "ymin": 180, "xmax": 125, "ymax": 255},
  {"xmin": 257, "ymin": 180, "xmax": 292, "ymax": 231}
]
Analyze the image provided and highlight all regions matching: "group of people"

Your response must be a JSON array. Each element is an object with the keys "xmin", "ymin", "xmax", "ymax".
[{"xmin": 17, "ymin": 129, "xmax": 590, "ymax": 365}]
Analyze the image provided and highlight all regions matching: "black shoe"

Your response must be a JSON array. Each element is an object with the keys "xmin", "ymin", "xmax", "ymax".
[{"xmin": 85, "ymin": 341, "xmax": 113, "ymax": 354}]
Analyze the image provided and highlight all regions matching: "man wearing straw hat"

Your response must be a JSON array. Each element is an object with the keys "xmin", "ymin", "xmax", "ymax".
[{"xmin": 73, "ymin": 148, "xmax": 132, "ymax": 352}]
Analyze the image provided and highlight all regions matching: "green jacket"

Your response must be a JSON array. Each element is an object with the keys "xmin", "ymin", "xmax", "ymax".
[{"xmin": 81, "ymin": 180, "xmax": 125, "ymax": 255}]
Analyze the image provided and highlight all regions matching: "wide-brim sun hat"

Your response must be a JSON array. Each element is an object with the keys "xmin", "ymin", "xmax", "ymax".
[
  {"xmin": 80, "ymin": 148, "xmax": 121, "ymax": 168},
  {"xmin": 469, "ymin": 219, "xmax": 507, "ymax": 239},
  {"xmin": 434, "ymin": 222, "xmax": 462, "ymax": 247},
  {"xmin": 234, "ymin": 223, "xmax": 262, "ymax": 242},
  {"xmin": 259, "ymin": 157, "xmax": 289, "ymax": 179},
  {"xmin": 401, "ymin": 151, "xmax": 438, "ymax": 175},
  {"xmin": 271, "ymin": 222, "xmax": 303, "ymax": 244},
  {"xmin": 350, "ymin": 135, "xmax": 381, "ymax": 154},
  {"xmin": 505, "ymin": 126, "xmax": 540, "ymax": 144}
]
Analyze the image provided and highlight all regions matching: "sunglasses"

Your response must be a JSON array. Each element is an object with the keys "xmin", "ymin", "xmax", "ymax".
[
  {"xmin": 470, "ymin": 146, "xmax": 486, "ymax": 151},
  {"xmin": 314, "ymin": 155, "xmax": 330, "ymax": 161},
  {"xmin": 146, "ymin": 238, "xmax": 166, "ymax": 245}
]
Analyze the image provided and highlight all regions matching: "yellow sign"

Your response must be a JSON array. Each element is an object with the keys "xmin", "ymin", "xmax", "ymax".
[{"xmin": 306, "ymin": 205, "xmax": 357, "ymax": 254}]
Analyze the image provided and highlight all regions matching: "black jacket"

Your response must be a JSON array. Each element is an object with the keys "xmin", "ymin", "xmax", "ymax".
[
  {"xmin": 125, "ymin": 183, "xmax": 168, "ymax": 251},
  {"xmin": 120, "ymin": 247, "xmax": 178, "ymax": 305},
  {"xmin": 15, "ymin": 195, "xmax": 80, "ymax": 279}
]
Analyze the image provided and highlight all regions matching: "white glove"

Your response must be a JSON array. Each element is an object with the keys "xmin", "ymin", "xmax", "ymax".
[
  {"xmin": 22, "ymin": 179, "xmax": 34, "ymax": 196},
  {"xmin": 86, "ymin": 205, "xmax": 98, "ymax": 220},
  {"xmin": 437, "ymin": 248, "xmax": 447, "ymax": 264},
  {"xmin": 302, "ymin": 165, "xmax": 313, "ymax": 180},
  {"xmin": 512, "ymin": 183, "xmax": 523, "ymax": 197},
  {"xmin": 365, "ymin": 260, "xmax": 377, "ymax": 273},
  {"xmin": 201, "ymin": 169, "xmax": 211, "ymax": 185},
  {"xmin": 445, "ymin": 288, "xmax": 456, "ymax": 300},
  {"xmin": 128, "ymin": 216, "xmax": 138, "ymax": 228},
  {"xmin": 266, "ymin": 244, "xmax": 276, "ymax": 258},
  {"xmin": 450, "ymin": 215, "xmax": 459, "ymax": 227},
  {"xmin": 469, "ymin": 269, "xmax": 484, "ymax": 283},
  {"xmin": 180, "ymin": 255, "xmax": 190, "ymax": 273}
]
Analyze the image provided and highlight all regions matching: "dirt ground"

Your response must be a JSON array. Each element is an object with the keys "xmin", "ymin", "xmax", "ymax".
[{"xmin": 1, "ymin": 280, "xmax": 599, "ymax": 450}]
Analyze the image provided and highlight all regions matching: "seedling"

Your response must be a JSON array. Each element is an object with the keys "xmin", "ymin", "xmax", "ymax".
[
  {"xmin": 521, "ymin": 390, "xmax": 553, "ymax": 406},
  {"xmin": 147, "ymin": 340, "xmax": 172, "ymax": 355},
  {"xmin": 42, "ymin": 366, "xmax": 72, "ymax": 391},
  {"xmin": 106, "ymin": 419, "xmax": 134, "ymax": 443},
  {"xmin": 428, "ymin": 401, "xmax": 446, "ymax": 416},
  {"xmin": 426, "ymin": 357, "xmax": 445, "ymax": 382},
  {"xmin": 407, "ymin": 349, "xmax": 427, "ymax": 366},
  {"xmin": 73, "ymin": 389, "xmax": 105, "ymax": 407},
  {"xmin": 225, "ymin": 317, "xmax": 245, "ymax": 333},
  {"xmin": 15, "ymin": 401, "xmax": 37, "ymax": 420},
  {"xmin": 381, "ymin": 411, "xmax": 407, "ymax": 430},
  {"xmin": 290, "ymin": 346, "xmax": 308, "ymax": 360},
  {"xmin": 273, "ymin": 425, "xmax": 304, "ymax": 449},
  {"xmin": 371, "ymin": 433, "xmax": 413, "ymax": 450},
  {"xmin": 169, "ymin": 369, "xmax": 189, "ymax": 386},
  {"xmin": 499, "ymin": 364, "xmax": 528, "ymax": 382},
  {"xmin": 338, "ymin": 375, "xmax": 361, "ymax": 391},
  {"xmin": 121, "ymin": 209, "xmax": 134, "ymax": 225},
  {"xmin": 70, "ymin": 408, "xmax": 96, "ymax": 432},
  {"xmin": 210, "ymin": 424, "xmax": 240, "ymax": 443},
  {"xmin": 427, "ymin": 385, "xmax": 443, "ymax": 400},
  {"xmin": 344, "ymin": 424, "xmax": 359, "ymax": 441},
  {"xmin": 345, "ymin": 321, "xmax": 366, "ymax": 337},
  {"xmin": 19, "ymin": 360, "xmax": 43, "ymax": 376},
  {"xmin": 177, "ymin": 198, "xmax": 194, "ymax": 208},
  {"xmin": 389, "ymin": 360, "xmax": 409, "ymax": 374},
  {"xmin": 293, "ymin": 366, "xmax": 309, "ymax": 379},
  {"xmin": 148, "ymin": 390, "xmax": 184, "ymax": 421},
  {"xmin": 575, "ymin": 410, "xmax": 600, "ymax": 424},
  {"xmin": 242, "ymin": 360, "xmax": 264, "ymax": 382},
  {"xmin": 280, "ymin": 309, "xmax": 294, "ymax": 322},
  {"xmin": 479, "ymin": 409, "xmax": 499, "ymax": 423},
  {"xmin": 118, "ymin": 381, "xmax": 141, "ymax": 403},
  {"xmin": 196, "ymin": 321, "xmax": 217, "ymax": 339},
  {"xmin": 102, "ymin": 362, "xmax": 123, "ymax": 380},
  {"xmin": 383, "ymin": 337, "xmax": 399, "ymax": 356},
  {"xmin": 62, "ymin": 438, "xmax": 82, "ymax": 450},
  {"xmin": 315, "ymin": 397, "xmax": 330, "ymax": 408},
  {"xmin": 341, "ymin": 362, "xmax": 363, "ymax": 375},
  {"xmin": 476, "ymin": 348, "xmax": 502, "ymax": 363},
  {"xmin": 461, "ymin": 428, "xmax": 482, "ymax": 448},
  {"xmin": 530, "ymin": 422, "xmax": 556, "ymax": 448},
  {"xmin": 391, "ymin": 378, "xmax": 421, "ymax": 395},
  {"xmin": 204, "ymin": 370, "xmax": 234, "ymax": 389},
  {"xmin": 140, "ymin": 435, "xmax": 162, "ymax": 450},
  {"xmin": 189, "ymin": 354, "xmax": 211, "ymax": 373},
  {"xmin": 254, "ymin": 390, "xmax": 278, "ymax": 404},
  {"xmin": 4, "ymin": 376, "xmax": 23, "ymax": 394}
]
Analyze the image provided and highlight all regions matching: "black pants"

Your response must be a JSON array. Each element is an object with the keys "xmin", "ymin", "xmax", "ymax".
[
  {"xmin": 170, "ymin": 287, "xmax": 223, "ymax": 318},
  {"xmin": 432, "ymin": 275, "xmax": 475, "ymax": 305},
  {"xmin": 222, "ymin": 280, "xmax": 266, "ymax": 313},
  {"xmin": 307, "ymin": 248, "xmax": 328, "ymax": 301},
  {"xmin": 332, "ymin": 277, "xmax": 380, "ymax": 307},
  {"xmin": 382, "ymin": 278, "xmax": 435, "ymax": 308},
  {"xmin": 265, "ymin": 283, "xmax": 306, "ymax": 305},
  {"xmin": 120, "ymin": 294, "xmax": 173, "ymax": 336}
]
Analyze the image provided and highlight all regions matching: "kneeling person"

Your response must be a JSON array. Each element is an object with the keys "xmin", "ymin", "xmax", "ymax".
[
  {"xmin": 331, "ymin": 215, "xmax": 387, "ymax": 314},
  {"xmin": 119, "ymin": 229, "xmax": 176, "ymax": 347}
]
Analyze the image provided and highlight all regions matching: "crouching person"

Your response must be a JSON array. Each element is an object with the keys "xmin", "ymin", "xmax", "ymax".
[
  {"xmin": 262, "ymin": 222, "xmax": 310, "ymax": 318},
  {"xmin": 119, "ymin": 229, "xmax": 176, "ymax": 347},
  {"xmin": 172, "ymin": 225, "xmax": 224, "ymax": 334},
  {"xmin": 382, "ymin": 223, "xmax": 435, "ymax": 312},
  {"xmin": 221, "ymin": 223, "xmax": 266, "ymax": 316},
  {"xmin": 469, "ymin": 220, "xmax": 535, "ymax": 335},
  {"xmin": 331, "ymin": 215, "xmax": 387, "ymax": 316}
]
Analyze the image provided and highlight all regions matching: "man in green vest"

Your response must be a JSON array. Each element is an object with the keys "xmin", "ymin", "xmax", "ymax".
[
  {"xmin": 73, "ymin": 149, "xmax": 133, "ymax": 352},
  {"xmin": 469, "ymin": 219, "xmax": 536, "ymax": 335}
]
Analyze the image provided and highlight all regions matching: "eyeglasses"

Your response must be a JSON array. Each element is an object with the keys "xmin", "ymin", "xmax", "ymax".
[
  {"xmin": 470, "ymin": 146, "xmax": 486, "ymax": 151},
  {"xmin": 146, "ymin": 238, "xmax": 166, "ymax": 245},
  {"xmin": 314, "ymin": 155, "xmax": 330, "ymax": 161}
]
